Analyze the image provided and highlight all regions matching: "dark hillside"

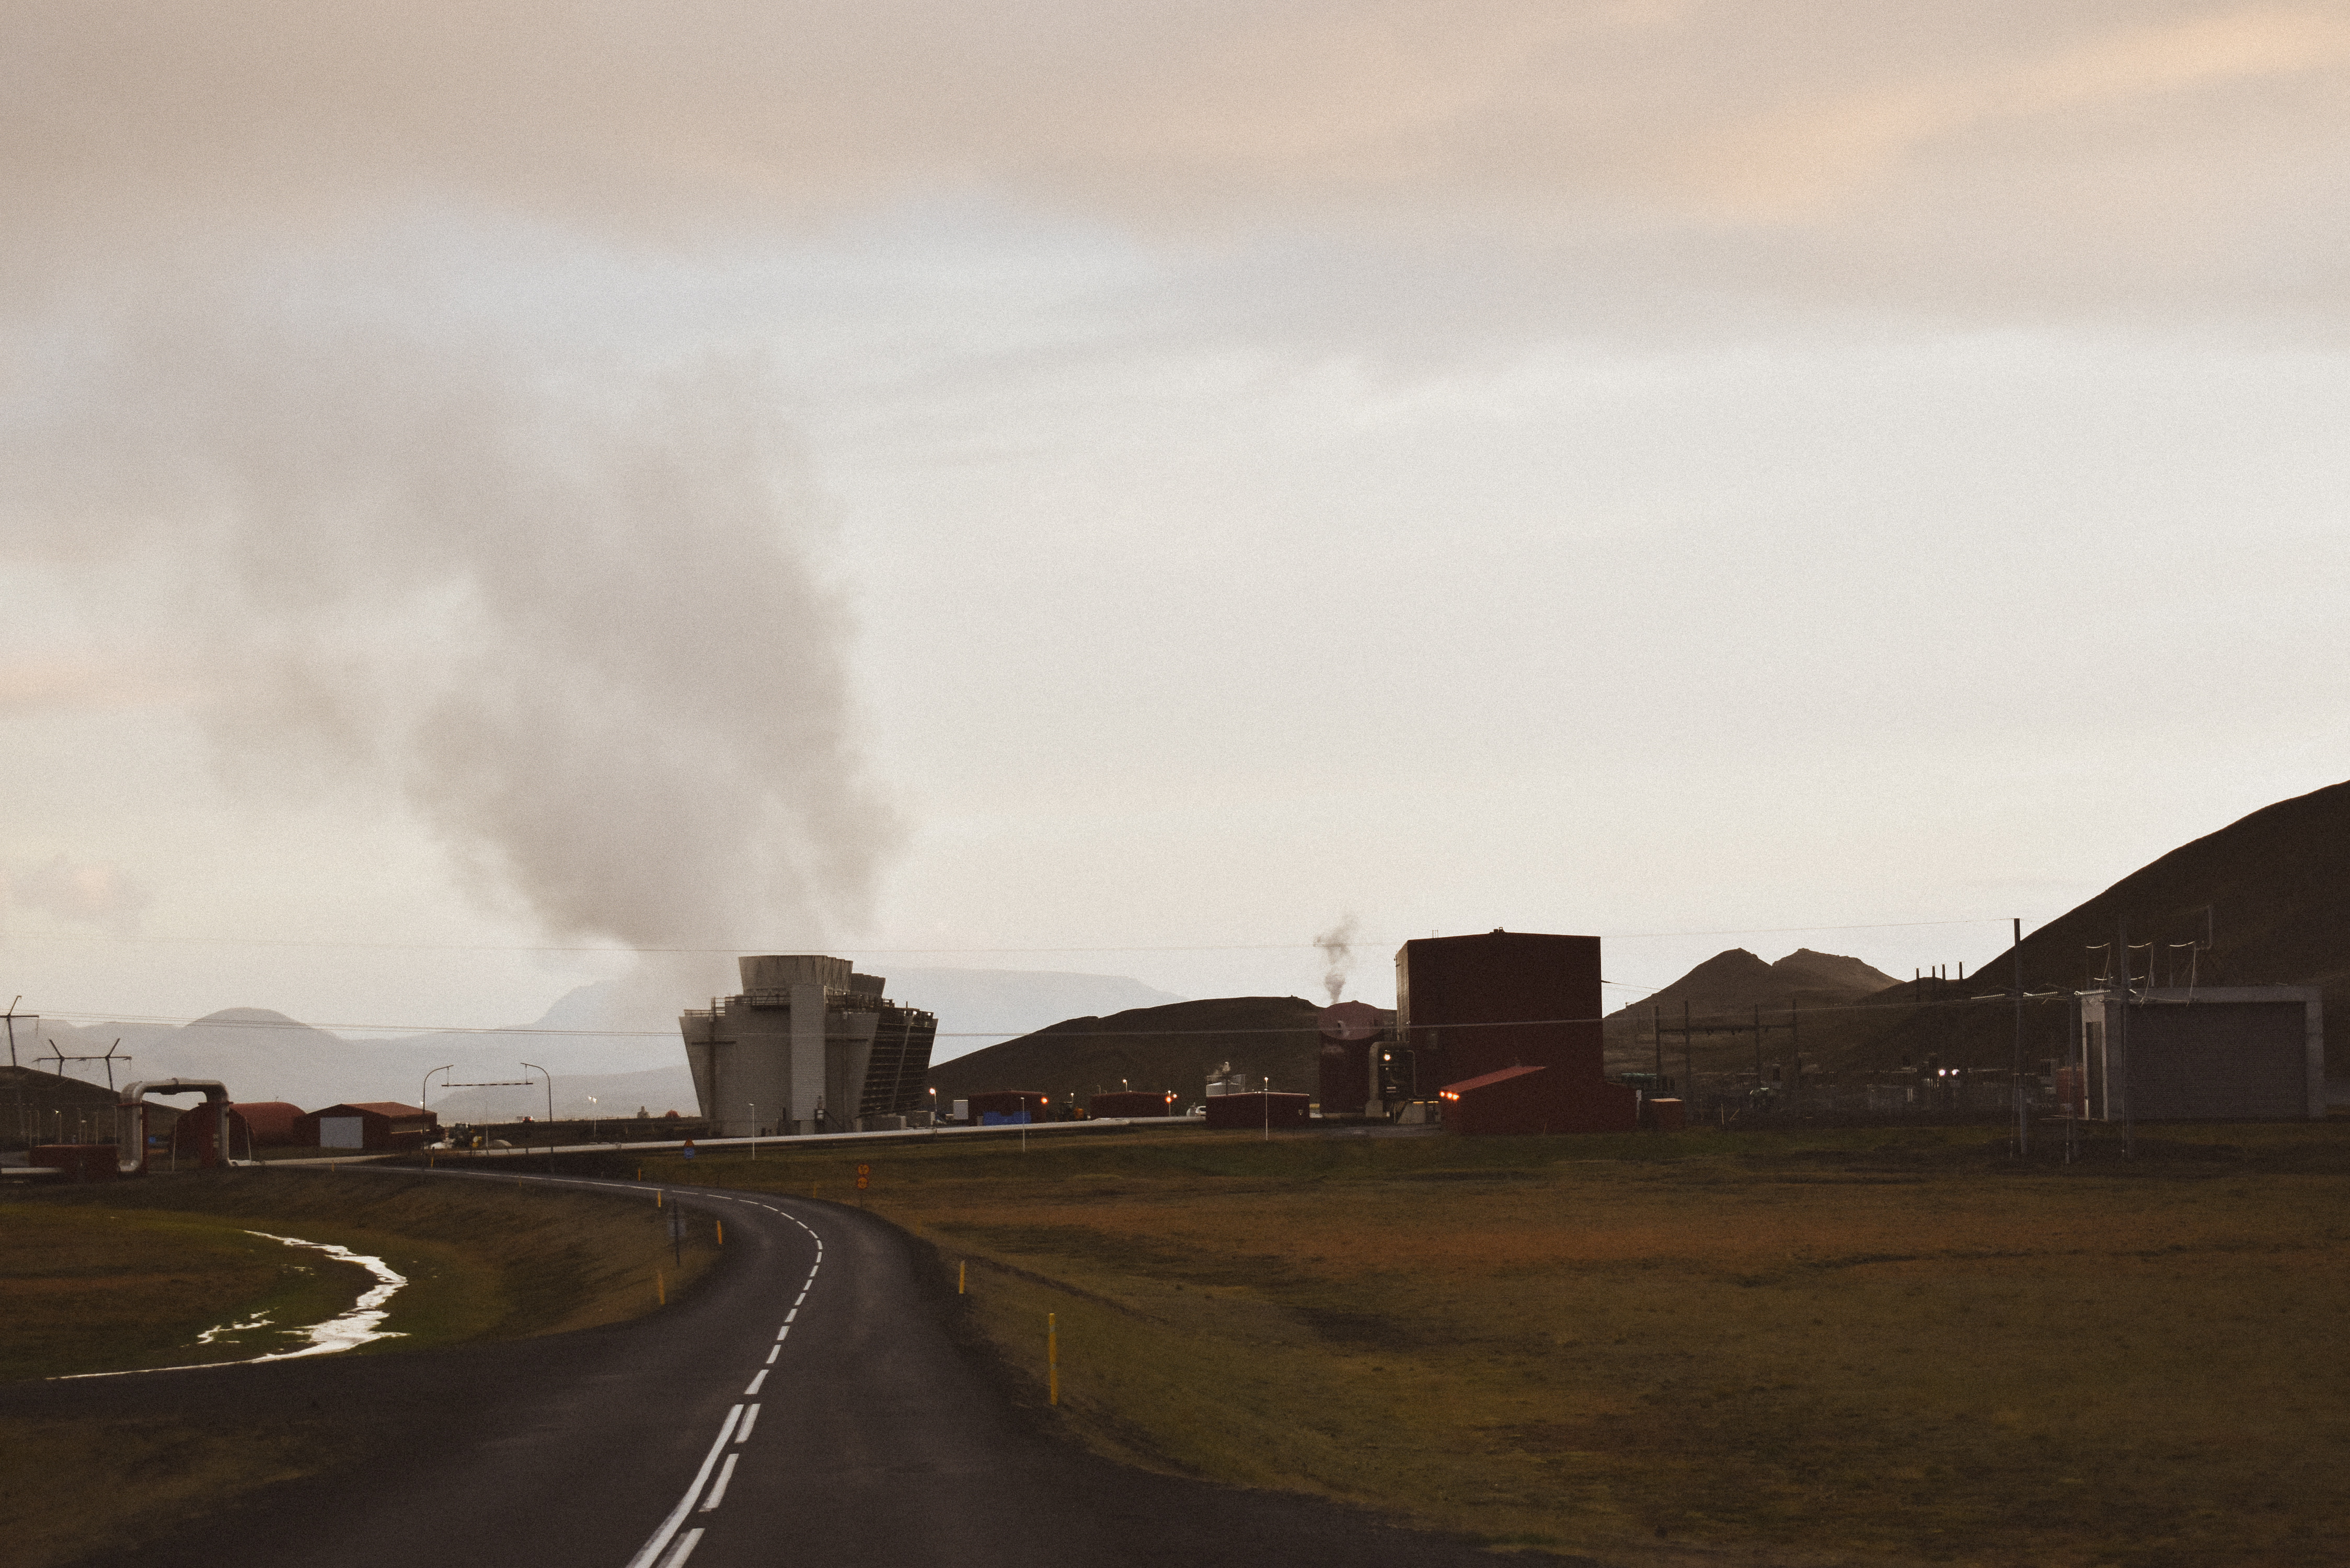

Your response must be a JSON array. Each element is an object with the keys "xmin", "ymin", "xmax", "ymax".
[
  {"xmin": 1694, "ymin": 781, "xmax": 2350, "ymax": 1085},
  {"xmin": 1602, "ymin": 948, "xmax": 1899, "ymax": 1073},
  {"xmin": 927, "ymin": 996, "xmax": 1321, "ymax": 1110},
  {"xmin": 1972, "ymin": 780, "xmax": 2350, "ymax": 1000}
]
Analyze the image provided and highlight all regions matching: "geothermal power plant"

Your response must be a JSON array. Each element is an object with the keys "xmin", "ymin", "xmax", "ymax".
[{"xmin": 679, "ymin": 955, "xmax": 939, "ymax": 1136}]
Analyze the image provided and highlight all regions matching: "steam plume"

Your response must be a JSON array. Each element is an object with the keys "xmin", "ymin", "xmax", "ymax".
[
  {"xmin": 3, "ymin": 290, "xmax": 898, "ymax": 1019},
  {"xmin": 1315, "ymin": 914, "xmax": 1362, "ymax": 1005}
]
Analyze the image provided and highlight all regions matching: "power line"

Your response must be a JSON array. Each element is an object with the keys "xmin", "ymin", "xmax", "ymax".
[
  {"xmin": 0, "ymin": 915, "xmax": 2016, "ymax": 958},
  {"xmin": 32, "ymin": 985, "xmax": 2073, "ymax": 1044}
]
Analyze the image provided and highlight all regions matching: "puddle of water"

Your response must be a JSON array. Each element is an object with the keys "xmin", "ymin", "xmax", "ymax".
[
  {"xmin": 54, "ymin": 1230, "xmax": 409, "ymax": 1379},
  {"xmin": 196, "ymin": 1310, "xmax": 274, "ymax": 1344}
]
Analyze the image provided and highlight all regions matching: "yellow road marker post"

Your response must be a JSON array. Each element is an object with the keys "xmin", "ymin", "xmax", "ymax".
[
  {"xmin": 658, "ymin": 1270, "xmax": 665, "ymax": 1306},
  {"xmin": 716, "ymin": 1220, "xmax": 723, "ymax": 1246},
  {"xmin": 958, "ymin": 1261, "xmax": 966, "ymax": 1295}
]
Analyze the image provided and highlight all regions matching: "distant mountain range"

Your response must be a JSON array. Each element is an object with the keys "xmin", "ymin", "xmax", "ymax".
[{"xmin": 25, "ymin": 967, "xmax": 1187, "ymax": 1116}]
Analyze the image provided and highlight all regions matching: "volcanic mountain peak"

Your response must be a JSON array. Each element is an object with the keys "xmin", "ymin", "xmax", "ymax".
[
  {"xmin": 1770, "ymin": 949, "xmax": 1901, "ymax": 994},
  {"xmin": 1605, "ymin": 946, "xmax": 1896, "ymax": 1034}
]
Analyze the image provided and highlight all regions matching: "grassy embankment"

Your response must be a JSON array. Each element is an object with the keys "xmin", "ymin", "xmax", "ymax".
[
  {"xmin": 1, "ymin": 1168, "xmax": 719, "ymax": 1567},
  {"xmin": 653, "ymin": 1122, "xmax": 2350, "ymax": 1567}
]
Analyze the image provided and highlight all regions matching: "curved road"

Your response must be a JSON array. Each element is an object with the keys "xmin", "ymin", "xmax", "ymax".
[{"xmin": 16, "ymin": 1171, "xmax": 1507, "ymax": 1568}]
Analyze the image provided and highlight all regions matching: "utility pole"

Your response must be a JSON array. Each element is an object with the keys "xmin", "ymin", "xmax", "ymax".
[
  {"xmin": 1682, "ymin": 1000, "xmax": 1692, "ymax": 1111},
  {"xmin": 3, "ymin": 997, "xmax": 29, "ymax": 1069},
  {"xmin": 521, "ymin": 1063, "xmax": 551, "ymax": 1162},
  {"xmin": 2116, "ymin": 918, "xmax": 2133, "ymax": 1159},
  {"xmin": 1652, "ymin": 1005, "xmax": 1664, "ymax": 1085},
  {"xmin": 2011, "ymin": 917, "xmax": 2028, "ymax": 1158},
  {"xmin": 1753, "ymin": 1003, "xmax": 1764, "ymax": 1092}
]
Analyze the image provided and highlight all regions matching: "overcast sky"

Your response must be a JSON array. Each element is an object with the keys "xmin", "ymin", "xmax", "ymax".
[{"xmin": 5, "ymin": 2, "xmax": 2348, "ymax": 1036}]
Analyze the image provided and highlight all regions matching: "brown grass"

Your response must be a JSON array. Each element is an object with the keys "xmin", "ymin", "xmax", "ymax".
[
  {"xmin": 658, "ymin": 1122, "xmax": 2350, "ymax": 1567},
  {"xmin": 0, "ymin": 1168, "xmax": 723, "ymax": 1568}
]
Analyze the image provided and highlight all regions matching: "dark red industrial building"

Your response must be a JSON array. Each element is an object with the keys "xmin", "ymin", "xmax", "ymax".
[
  {"xmin": 1204, "ymin": 1091, "xmax": 1310, "ymax": 1131},
  {"xmin": 1088, "ymin": 1090, "xmax": 1178, "ymax": 1119},
  {"xmin": 232, "ymin": 1101, "xmax": 306, "ymax": 1147},
  {"xmin": 29, "ymin": 1144, "xmax": 121, "ymax": 1181},
  {"xmin": 292, "ymin": 1101, "xmax": 438, "ymax": 1151},
  {"xmin": 1316, "ymin": 1001, "xmax": 1396, "ymax": 1120},
  {"xmin": 1399, "ymin": 929, "xmax": 1637, "ymax": 1135}
]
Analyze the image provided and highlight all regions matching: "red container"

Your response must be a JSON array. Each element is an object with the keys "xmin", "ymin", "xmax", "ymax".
[
  {"xmin": 31, "ymin": 1144, "xmax": 121, "ymax": 1182},
  {"xmin": 1649, "ymin": 1097, "xmax": 1686, "ymax": 1133},
  {"xmin": 2054, "ymin": 1066, "xmax": 2088, "ymax": 1118},
  {"xmin": 1088, "ymin": 1091, "xmax": 1177, "ymax": 1119},
  {"xmin": 1203, "ymin": 1092, "xmax": 1310, "ymax": 1131},
  {"xmin": 965, "ymin": 1090, "xmax": 1051, "ymax": 1124}
]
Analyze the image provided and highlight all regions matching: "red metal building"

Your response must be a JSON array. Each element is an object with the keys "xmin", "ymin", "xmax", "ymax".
[
  {"xmin": 29, "ymin": 1144, "xmax": 121, "ymax": 1181},
  {"xmin": 232, "ymin": 1102, "xmax": 306, "ymax": 1147},
  {"xmin": 1399, "ymin": 929, "xmax": 1637, "ymax": 1135},
  {"xmin": 292, "ymin": 1101, "xmax": 439, "ymax": 1151},
  {"xmin": 1203, "ymin": 1092, "xmax": 1310, "ymax": 1131},
  {"xmin": 1087, "ymin": 1090, "xmax": 1178, "ymax": 1119},
  {"xmin": 1316, "ymin": 1001, "xmax": 1393, "ymax": 1119}
]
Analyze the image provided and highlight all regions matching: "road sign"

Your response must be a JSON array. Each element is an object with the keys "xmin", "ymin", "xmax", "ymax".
[{"xmin": 855, "ymin": 1162, "xmax": 871, "ymax": 1191}]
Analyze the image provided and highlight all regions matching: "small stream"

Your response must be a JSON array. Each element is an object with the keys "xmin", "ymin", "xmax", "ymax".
[{"xmin": 55, "ymin": 1230, "xmax": 409, "ymax": 1379}]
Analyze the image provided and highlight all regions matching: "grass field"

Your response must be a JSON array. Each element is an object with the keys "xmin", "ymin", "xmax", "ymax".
[
  {"xmin": 649, "ymin": 1121, "xmax": 2350, "ymax": 1567},
  {"xmin": 0, "ymin": 1168, "xmax": 721, "ymax": 1567}
]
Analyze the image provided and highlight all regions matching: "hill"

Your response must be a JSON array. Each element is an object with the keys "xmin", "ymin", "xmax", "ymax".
[
  {"xmin": 925, "ymin": 996, "xmax": 1321, "ymax": 1109},
  {"xmin": 1653, "ymin": 780, "xmax": 2350, "ymax": 1086},
  {"xmin": 1602, "ymin": 948, "xmax": 1898, "ymax": 1071}
]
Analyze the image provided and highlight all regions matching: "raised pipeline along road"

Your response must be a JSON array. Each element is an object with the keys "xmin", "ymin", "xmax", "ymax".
[{"xmin": 15, "ymin": 1171, "xmax": 1505, "ymax": 1568}]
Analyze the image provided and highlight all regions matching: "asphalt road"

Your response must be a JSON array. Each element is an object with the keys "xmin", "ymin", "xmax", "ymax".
[{"xmin": 13, "ymin": 1171, "xmax": 1514, "ymax": 1568}]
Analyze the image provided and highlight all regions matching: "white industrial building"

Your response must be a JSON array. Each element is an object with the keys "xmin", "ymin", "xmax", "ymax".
[
  {"xmin": 2077, "ymin": 986, "xmax": 2324, "ymax": 1121},
  {"xmin": 680, "ymin": 955, "xmax": 938, "ymax": 1136}
]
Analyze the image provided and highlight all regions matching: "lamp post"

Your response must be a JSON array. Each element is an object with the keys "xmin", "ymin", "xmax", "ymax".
[
  {"xmin": 748, "ymin": 1101, "xmax": 757, "ymax": 1159},
  {"xmin": 586, "ymin": 1096, "xmax": 599, "ymax": 1143},
  {"xmin": 1264, "ymin": 1075, "xmax": 1271, "ymax": 1142},
  {"xmin": 422, "ymin": 1065, "xmax": 452, "ymax": 1143},
  {"xmin": 521, "ymin": 1063, "xmax": 550, "ymax": 1158}
]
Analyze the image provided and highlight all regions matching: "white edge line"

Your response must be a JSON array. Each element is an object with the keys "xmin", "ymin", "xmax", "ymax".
[
  {"xmin": 623, "ymin": 1404, "xmax": 743, "ymax": 1568},
  {"xmin": 663, "ymin": 1528, "xmax": 705, "ymax": 1568},
  {"xmin": 737, "ymin": 1403, "xmax": 761, "ymax": 1443},
  {"xmin": 698, "ymin": 1452, "xmax": 740, "ymax": 1513}
]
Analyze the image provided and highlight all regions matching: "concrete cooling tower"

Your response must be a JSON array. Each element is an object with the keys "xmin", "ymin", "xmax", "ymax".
[{"xmin": 679, "ymin": 955, "xmax": 939, "ymax": 1136}]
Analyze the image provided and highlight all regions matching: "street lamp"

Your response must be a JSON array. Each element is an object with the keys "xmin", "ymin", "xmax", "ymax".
[
  {"xmin": 520, "ymin": 1063, "xmax": 550, "ymax": 1158},
  {"xmin": 421, "ymin": 1064, "xmax": 453, "ymax": 1128},
  {"xmin": 585, "ymin": 1096, "xmax": 599, "ymax": 1143}
]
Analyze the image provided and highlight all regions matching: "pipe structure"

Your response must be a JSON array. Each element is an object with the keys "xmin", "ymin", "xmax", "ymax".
[{"xmin": 116, "ymin": 1079, "xmax": 232, "ymax": 1174}]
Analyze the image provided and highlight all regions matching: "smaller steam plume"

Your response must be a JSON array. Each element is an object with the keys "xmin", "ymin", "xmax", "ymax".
[{"xmin": 1315, "ymin": 915, "xmax": 1362, "ymax": 1005}]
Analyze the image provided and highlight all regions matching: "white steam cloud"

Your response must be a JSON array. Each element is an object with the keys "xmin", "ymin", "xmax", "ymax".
[
  {"xmin": 1315, "ymin": 914, "xmax": 1362, "ymax": 1005},
  {"xmin": 3, "ymin": 286, "xmax": 898, "ymax": 1013}
]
